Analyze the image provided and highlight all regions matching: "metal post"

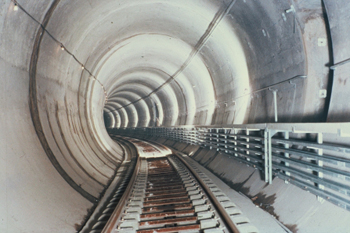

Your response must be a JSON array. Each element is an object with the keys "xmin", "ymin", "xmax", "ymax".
[
  {"xmin": 264, "ymin": 129, "xmax": 273, "ymax": 184},
  {"xmin": 264, "ymin": 129, "xmax": 269, "ymax": 183},
  {"xmin": 209, "ymin": 129, "xmax": 213, "ymax": 150},
  {"xmin": 216, "ymin": 128, "xmax": 220, "ymax": 151},
  {"xmin": 246, "ymin": 129, "xmax": 250, "ymax": 162},
  {"xmin": 224, "ymin": 129, "xmax": 228, "ymax": 154},
  {"xmin": 317, "ymin": 133, "xmax": 324, "ymax": 202},
  {"xmin": 233, "ymin": 128, "xmax": 238, "ymax": 157},
  {"xmin": 268, "ymin": 130, "xmax": 273, "ymax": 184},
  {"xmin": 284, "ymin": 132, "xmax": 291, "ymax": 182},
  {"xmin": 270, "ymin": 88, "xmax": 278, "ymax": 122}
]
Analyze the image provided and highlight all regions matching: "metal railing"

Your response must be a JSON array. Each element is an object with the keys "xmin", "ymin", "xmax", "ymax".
[{"xmin": 108, "ymin": 123, "xmax": 350, "ymax": 211}]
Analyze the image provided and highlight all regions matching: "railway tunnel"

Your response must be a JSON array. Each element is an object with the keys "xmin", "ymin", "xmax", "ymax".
[{"xmin": 1, "ymin": 0, "xmax": 350, "ymax": 232}]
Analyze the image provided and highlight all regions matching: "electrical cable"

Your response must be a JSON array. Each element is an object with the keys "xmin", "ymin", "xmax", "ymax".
[{"xmin": 10, "ymin": 0, "xmax": 108, "ymax": 103}]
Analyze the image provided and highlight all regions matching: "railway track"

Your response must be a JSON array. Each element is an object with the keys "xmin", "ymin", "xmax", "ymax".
[{"xmin": 87, "ymin": 138, "xmax": 258, "ymax": 233}]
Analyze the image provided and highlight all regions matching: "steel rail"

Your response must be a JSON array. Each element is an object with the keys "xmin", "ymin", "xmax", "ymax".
[
  {"xmin": 97, "ymin": 136, "xmax": 259, "ymax": 232},
  {"xmin": 79, "ymin": 138, "xmax": 137, "ymax": 233},
  {"xmin": 174, "ymin": 153, "xmax": 241, "ymax": 233},
  {"xmin": 276, "ymin": 172, "xmax": 350, "ymax": 209},
  {"xmin": 101, "ymin": 154, "xmax": 141, "ymax": 233},
  {"xmin": 272, "ymin": 145, "xmax": 350, "ymax": 164},
  {"xmin": 272, "ymin": 138, "xmax": 350, "ymax": 153},
  {"xmin": 272, "ymin": 162, "xmax": 350, "ymax": 193}
]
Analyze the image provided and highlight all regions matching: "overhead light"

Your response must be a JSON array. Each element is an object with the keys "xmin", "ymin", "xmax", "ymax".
[
  {"xmin": 81, "ymin": 65, "xmax": 84, "ymax": 70},
  {"xmin": 14, "ymin": 3, "xmax": 18, "ymax": 11},
  {"xmin": 60, "ymin": 45, "xmax": 64, "ymax": 50}
]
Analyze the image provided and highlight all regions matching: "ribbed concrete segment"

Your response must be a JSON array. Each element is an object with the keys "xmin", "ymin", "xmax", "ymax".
[{"xmin": 1, "ymin": 0, "xmax": 349, "ymax": 232}]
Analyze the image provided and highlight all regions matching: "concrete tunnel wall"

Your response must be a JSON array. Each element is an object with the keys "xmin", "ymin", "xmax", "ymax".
[{"xmin": 1, "ymin": 0, "xmax": 350, "ymax": 232}]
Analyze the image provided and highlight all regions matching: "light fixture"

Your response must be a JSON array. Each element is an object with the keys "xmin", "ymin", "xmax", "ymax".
[
  {"xmin": 60, "ymin": 45, "xmax": 64, "ymax": 50},
  {"xmin": 81, "ymin": 65, "xmax": 84, "ymax": 70},
  {"xmin": 13, "ymin": 3, "xmax": 18, "ymax": 11}
]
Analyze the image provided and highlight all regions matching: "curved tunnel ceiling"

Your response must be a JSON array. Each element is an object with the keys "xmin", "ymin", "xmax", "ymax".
[
  {"xmin": 95, "ymin": 5, "xmax": 245, "ymax": 127},
  {"xmin": 3, "ymin": 0, "xmax": 349, "ymax": 231},
  {"xmin": 28, "ymin": 0, "xmax": 308, "ymax": 204}
]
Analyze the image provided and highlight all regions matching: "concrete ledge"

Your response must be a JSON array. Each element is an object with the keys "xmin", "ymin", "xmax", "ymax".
[{"xmin": 169, "ymin": 141, "xmax": 350, "ymax": 233}]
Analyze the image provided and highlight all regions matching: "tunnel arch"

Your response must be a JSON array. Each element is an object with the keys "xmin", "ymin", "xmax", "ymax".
[
  {"xmin": 4, "ymin": 0, "xmax": 350, "ymax": 232},
  {"xmin": 27, "ymin": 0, "xmax": 305, "ymax": 204}
]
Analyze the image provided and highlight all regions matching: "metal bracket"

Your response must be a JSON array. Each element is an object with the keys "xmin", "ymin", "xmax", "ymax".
[
  {"xmin": 285, "ymin": 5, "xmax": 295, "ymax": 14},
  {"xmin": 330, "ymin": 57, "xmax": 350, "ymax": 70},
  {"xmin": 285, "ymin": 5, "xmax": 296, "ymax": 33}
]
